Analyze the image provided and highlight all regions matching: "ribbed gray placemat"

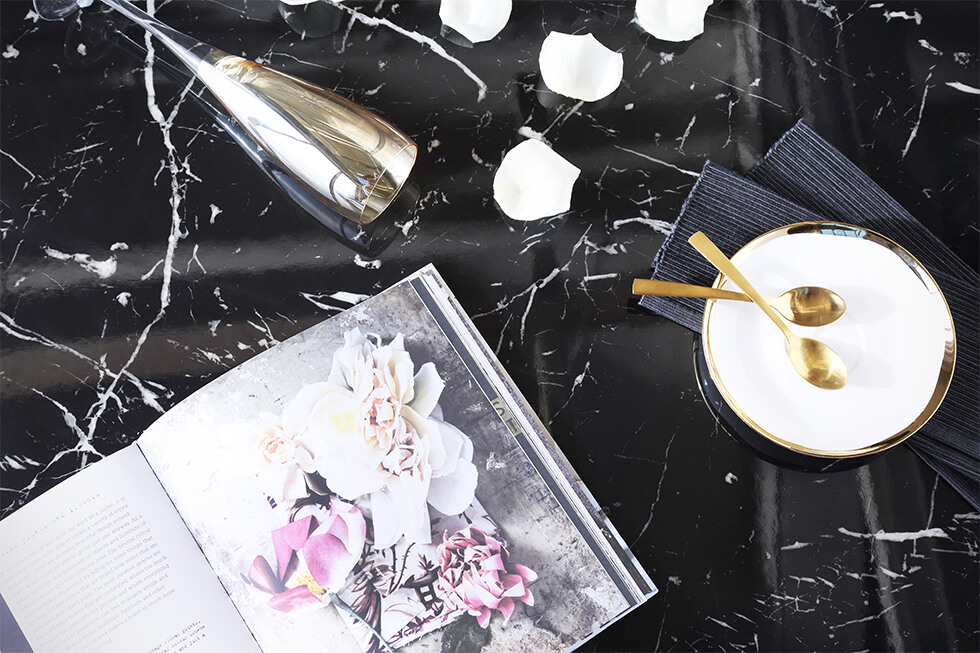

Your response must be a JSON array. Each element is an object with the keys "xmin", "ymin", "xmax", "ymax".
[{"xmin": 639, "ymin": 121, "xmax": 979, "ymax": 508}]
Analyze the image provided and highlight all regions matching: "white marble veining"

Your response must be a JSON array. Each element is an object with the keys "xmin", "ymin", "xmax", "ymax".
[{"xmin": 0, "ymin": 1, "xmax": 976, "ymax": 651}]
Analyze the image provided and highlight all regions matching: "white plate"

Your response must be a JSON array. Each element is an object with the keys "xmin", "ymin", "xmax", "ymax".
[{"xmin": 702, "ymin": 222, "xmax": 955, "ymax": 457}]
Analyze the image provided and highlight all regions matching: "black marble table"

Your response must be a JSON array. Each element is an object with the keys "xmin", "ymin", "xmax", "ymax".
[{"xmin": 2, "ymin": 1, "xmax": 977, "ymax": 651}]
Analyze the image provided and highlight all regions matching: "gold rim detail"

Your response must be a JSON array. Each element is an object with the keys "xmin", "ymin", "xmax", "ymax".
[{"xmin": 700, "ymin": 221, "xmax": 957, "ymax": 458}]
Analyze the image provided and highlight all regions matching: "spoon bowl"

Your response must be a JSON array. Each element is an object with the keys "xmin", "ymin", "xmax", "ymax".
[
  {"xmin": 771, "ymin": 286, "xmax": 846, "ymax": 327},
  {"xmin": 688, "ymin": 231, "xmax": 848, "ymax": 390},
  {"xmin": 787, "ymin": 334, "xmax": 849, "ymax": 390},
  {"xmin": 632, "ymin": 279, "xmax": 846, "ymax": 327}
]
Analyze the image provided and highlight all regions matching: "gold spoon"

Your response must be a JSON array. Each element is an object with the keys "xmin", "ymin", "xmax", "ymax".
[
  {"xmin": 631, "ymin": 279, "xmax": 846, "ymax": 327},
  {"xmin": 688, "ymin": 231, "xmax": 848, "ymax": 390}
]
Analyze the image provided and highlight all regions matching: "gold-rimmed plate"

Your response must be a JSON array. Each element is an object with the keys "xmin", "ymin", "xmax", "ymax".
[{"xmin": 701, "ymin": 222, "xmax": 955, "ymax": 458}]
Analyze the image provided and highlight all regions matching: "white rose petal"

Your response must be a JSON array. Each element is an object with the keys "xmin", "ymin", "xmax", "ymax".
[
  {"xmin": 427, "ymin": 419, "xmax": 477, "ymax": 516},
  {"xmin": 493, "ymin": 139, "xmax": 580, "ymax": 221},
  {"xmin": 300, "ymin": 392, "xmax": 388, "ymax": 499},
  {"xmin": 635, "ymin": 0, "xmax": 713, "ymax": 42},
  {"xmin": 403, "ymin": 406, "xmax": 447, "ymax": 472},
  {"xmin": 430, "ymin": 418, "xmax": 467, "ymax": 478},
  {"xmin": 277, "ymin": 466, "xmax": 310, "ymax": 503},
  {"xmin": 310, "ymin": 444, "xmax": 385, "ymax": 500},
  {"xmin": 375, "ymin": 333, "xmax": 415, "ymax": 404},
  {"xmin": 226, "ymin": 418, "xmax": 314, "ymax": 504},
  {"xmin": 427, "ymin": 459, "xmax": 478, "ymax": 516},
  {"xmin": 538, "ymin": 31, "xmax": 624, "ymax": 102},
  {"xmin": 326, "ymin": 329, "xmax": 373, "ymax": 390},
  {"xmin": 457, "ymin": 427, "xmax": 474, "ymax": 461},
  {"xmin": 409, "ymin": 362, "xmax": 445, "ymax": 418},
  {"xmin": 439, "ymin": 0, "xmax": 512, "ymax": 44},
  {"xmin": 371, "ymin": 476, "xmax": 432, "ymax": 548},
  {"xmin": 370, "ymin": 490, "xmax": 400, "ymax": 549},
  {"xmin": 281, "ymin": 382, "xmax": 334, "ymax": 435}
]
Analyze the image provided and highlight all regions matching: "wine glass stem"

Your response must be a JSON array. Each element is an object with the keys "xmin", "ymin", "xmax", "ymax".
[{"xmin": 100, "ymin": 0, "xmax": 213, "ymax": 70}]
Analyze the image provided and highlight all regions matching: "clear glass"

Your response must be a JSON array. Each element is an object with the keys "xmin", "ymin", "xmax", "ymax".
[
  {"xmin": 203, "ymin": 52, "xmax": 417, "ymax": 225},
  {"xmin": 67, "ymin": 0, "xmax": 418, "ymax": 226}
]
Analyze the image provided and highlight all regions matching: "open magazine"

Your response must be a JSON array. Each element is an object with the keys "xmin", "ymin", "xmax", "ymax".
[{"xmin": 0, "ymin": 265, "xmax": 656, "ymax": 653}]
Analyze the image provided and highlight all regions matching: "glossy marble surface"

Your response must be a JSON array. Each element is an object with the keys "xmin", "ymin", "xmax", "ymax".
[{"xmin": 1, "ymin": 1, "xmax": 977, "ymax": 651}]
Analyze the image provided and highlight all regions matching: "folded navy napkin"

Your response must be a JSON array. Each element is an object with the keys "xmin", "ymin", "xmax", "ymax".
[{"xmin": 640, "ymin": 121, "xmax": 979, "ymax": 509}]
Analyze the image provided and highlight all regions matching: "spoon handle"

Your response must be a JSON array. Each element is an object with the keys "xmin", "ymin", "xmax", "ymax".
[
  {"xmin": 631, "ymin": 278, "xmax": 753, "ymax": 302},
  {"xmin": 687, "ymin": 232, "xmax": 796, "ymax": 342}
]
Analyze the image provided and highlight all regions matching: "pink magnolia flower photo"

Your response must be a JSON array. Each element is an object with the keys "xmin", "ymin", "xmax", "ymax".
[{"xmin": 244, "ymin": 499, "xmax": 366, "ymax": 612}]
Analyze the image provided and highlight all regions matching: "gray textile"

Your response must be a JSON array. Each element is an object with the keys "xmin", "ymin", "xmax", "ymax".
[{"xmin": 639, "ymin": 121, "xmax": 979, "ymax": 509}]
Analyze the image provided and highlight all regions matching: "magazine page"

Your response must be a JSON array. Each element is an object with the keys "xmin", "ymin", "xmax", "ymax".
[
  {"xmin": 0, "ymin": 445, "xmax": 261, "ymax": 653},
  {"xmin": 136, "ymin": 265, "xmax": 652, "ymax": 652}
]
